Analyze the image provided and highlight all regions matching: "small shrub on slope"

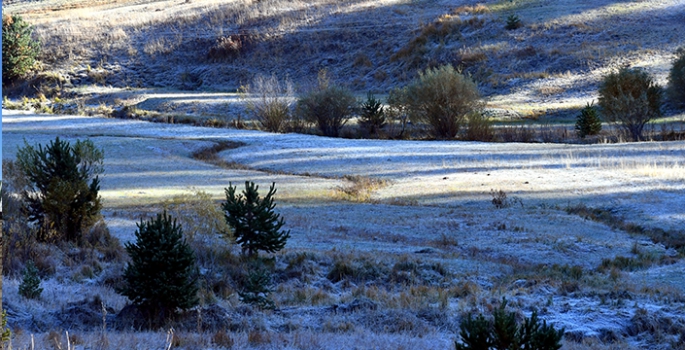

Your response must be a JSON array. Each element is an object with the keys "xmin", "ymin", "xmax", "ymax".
[
  {"xmin": 667, "ymin": 47, "xmax": 685, "ymax": 108},
  {"xmin": 505, "ymin": 14, "xmax": 523, "ymax": 30},
  {"xmin": 456, "ymin": 299, "xmax": 564, "ymax": 350},
  {"xmin": 119, "ymin": 212, "xmax": 199, "ymax": 326},
  {"xmin": 16, "ymin": 137, "xmax": 103, "ymax": 244},
  {"xmin": 2, "ymin": 15, "xmax": 40, "ymax": 86},
  {"xmin": 222, "ymin": 181, "xmax": 290, "ymax": 257},
  {"xmin": 19, "ymin": 260, "xmax": 43, "ymax": 299}
]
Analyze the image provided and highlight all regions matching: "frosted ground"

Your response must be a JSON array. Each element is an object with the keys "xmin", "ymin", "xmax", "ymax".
[{"xmin": 3, "ymin": 109, "xmax": 685, "ymax": 349}]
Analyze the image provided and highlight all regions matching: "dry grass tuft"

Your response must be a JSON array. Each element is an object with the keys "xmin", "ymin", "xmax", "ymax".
[{"xmin": 333, "ymin": 175, "xmax": 389, "ymax": 202}]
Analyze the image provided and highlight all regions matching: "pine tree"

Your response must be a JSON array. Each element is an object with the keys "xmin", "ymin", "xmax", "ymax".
[
  {"xmin": 16, "ymin": 137, "xmax": 103, "ymax": 244},
  {"xmin": 2, "ymin": 15, "xmax": 40, "ymax": 86},
  {"xmin": 119, "ymin": 212, "xmax": 198, "ymax": 326},
  {"xmin": 359, "ymin": 92, "xmax": 386, "ymax": 135},
  {"xmin": 575, "ymin": 102, "xmax": 602, "ymax": 138},
  {"xmin": 222, "ymin": 182, "xmax": 290, "ymax": 257},
  {"xmin": 18, "ymin": 261, "xmax": 42, "ymax": 299}
]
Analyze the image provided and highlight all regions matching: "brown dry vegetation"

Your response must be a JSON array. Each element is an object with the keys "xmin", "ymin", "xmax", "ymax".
[{"xmin": 2, "ymin": 0, "xmax": 685, "ymax": 348}]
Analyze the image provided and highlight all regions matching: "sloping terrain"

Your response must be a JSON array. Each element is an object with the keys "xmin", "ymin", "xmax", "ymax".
[
  {"xmin": 3, "ymin": 0, "xmax": 684, "ymax": 113},
  {"xmin": 3, "ymin": 109, "xmax": 685, "ymax": 349}
]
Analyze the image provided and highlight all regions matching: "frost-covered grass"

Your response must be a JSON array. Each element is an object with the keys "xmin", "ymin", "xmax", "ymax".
[{"xmin": 3, "ymin": 109, "xmax": 685, "ymax": 349}]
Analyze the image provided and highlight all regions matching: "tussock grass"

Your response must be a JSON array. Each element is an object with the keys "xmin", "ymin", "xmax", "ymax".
[{"xmin": 333, "ymin": 175, "xmax": 389, "ymax": 202}]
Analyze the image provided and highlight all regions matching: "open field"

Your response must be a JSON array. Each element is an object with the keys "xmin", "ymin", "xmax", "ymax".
[
  {"xmin": 3, "ymin": 0, "xmax": 685, "ymax": 348},
  {"xmin": 3, "ymin": 109, "xmax": 685, "ymax": 349}
]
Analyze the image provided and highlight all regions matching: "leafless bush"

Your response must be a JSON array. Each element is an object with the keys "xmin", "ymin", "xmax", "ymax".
[
  {"xmin": 242, "ymin": 74, "xmax": 294, "ymax": 133},
  {"xmin": 207, "ymin": 34, "xmax": 246, "ymax": 62},
  {"xmin": 464, "ymin": 112, "xmax": 494, "ymax": 141},
  {"xmin": 497, "ymin": 124, "xmax": 535, "ymax": 142}
]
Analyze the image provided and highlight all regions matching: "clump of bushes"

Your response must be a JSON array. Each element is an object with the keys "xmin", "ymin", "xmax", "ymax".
[
  {"xmin": 2, "ymin": 15, "xmax": 40, "ymax": 86},
  {"xmin": 295, "ymin": 72, "xmax": 357, "ymax": 137},
  {"xmin": 667, "ymin": 47, "xmax": 685, "ymax": 108},
  {"xmin": 456, "ymin": 299, "xmax": 564, "ymax": 350},
  {"xmin": 119, "ymin": 212, "xmax": 199, "ymax": 326},
  {"xmin": 402, "ymin": 65, "xmax": 483, "ymax": 139},
  {"xmin": 242, "ymin": 74, "xmax": 294, "ymax": 133},
  {"xmin": 575, "ymin": 102, "xmax": 602, "ymax": 138},
  {"xmin": 598, "ymin": 67, "xmax": 662, "ymax": 141},
  {"xmin": 16, "ymin": 137, "xmax": 103, "ymax": 244}
]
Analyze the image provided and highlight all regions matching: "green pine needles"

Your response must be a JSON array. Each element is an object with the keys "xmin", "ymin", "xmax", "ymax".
[
  {"xmin": 456, "ymin": 299, "xmax": 564, "ymax": 350},
  {"xmin": 668, "ymin": 47, "xmax": 685, "ymax": 108},
  {"xmin": 575, "ymin": 102, "xmax": 602, "ymax": 138},
  {"xmin": 2, "ymin": 15, "xmax": 40, "ymax": 86},
  {"xmin": 222, "ymin": 182, "xmax": 290, "ymax": 257},
  {"xmin": 119, "ymin": 212, "xmax": 199, "ymax": 325},
  {"xmin": 17, "ymin": 137, "xmax": 103, "ymax": 244},
  {"xmin": 359, "ymin": 92, "xmax": 386, "ymax": 135},
  {"xmin": 19, "ymin": 261, "xmax": 43, "ymax": 300}
]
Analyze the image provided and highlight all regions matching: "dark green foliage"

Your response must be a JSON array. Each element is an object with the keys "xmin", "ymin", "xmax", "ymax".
[
  {"xmin": 598, "ymin": 67, "xmax": 662, "ymax": 141},
  {"xmin": 222, "ymin": 182, "xmax": 290, "ymax": 257},
  {"xmin": 403, "ymin": 65, "xmax": 483, "ymax": 139},
  {"xmin": 505, "ymin": 14, "xmax": 523, "ymax": 30},
  {"xmin": 16, "ymin": 137, "xmax": 103, "ymax": 244},
  {"xmin": 455, "ymin": 299, "xmax": 564, "ymax": 350},
  {"xmin": 2, "ymin": 15, "xmax": 40, "ymax": 86},
  {"xmin": 492, "ymin": 300, "xmax": 519, "ymax": 349},
  {"xmin": 667, "ymin": 47, "xmax": 685, "ymax": 108},
  {"xmin": 575, "ymin": 102, "xmax": 602, "ymax": 138},
  {"xmin": 120, "ymin": 212, "xmax": 199, "ymax": 325},
  {"xmin": 19, "ymin": 260, "xmax": 43, "ymax": 299},
  {"xmin": 295, "ymin": 73, "xmax": 357, "ymax": 137},
  {"xmin": 239, "ymin": 268, "xmax": 275, "ymax": 309},
  {"xmin": 358, "ymin": 92, "xmax": 386, "ymax": 135},
  {"xmin": 456, "ymin": 314, "xmax": 493, "ymax": 350}
]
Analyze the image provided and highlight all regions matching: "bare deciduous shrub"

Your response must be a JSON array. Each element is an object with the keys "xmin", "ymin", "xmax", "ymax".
[
  {"xmin": 598, "ymin": 67, "xmax": 662, "ymax": 141},
  {"xmin": 403, "ymin": 65, "xmax": 483, "ymax": 139},
  {"xmin": 491, "ymin": 189, "xmax": 508, "ymax": 209},
  {"xmin": 242, "ymin": 74, "xmax": 294, "ymax": 133},
  {"xmin": 334, "ymin": 175, "xmax": 387, "ymax": 202},
  {"xmin": 207, "ymin": 34, "xmax": 245, "ymax": 62},
  {"xmin": 667, "ymin": 47, "xmax": 685, "ymax": 108},
  {"xmin": 295, "ymin": 72, "xmax": 357, "ymax": 137},
  {"xmin": 163, "ymin": 190, "xmax": 231, "ymax": 241},
  {"xmin": 386, "ymin": 86, "xmax": 412, "ymax": 139},
  {"xmin": 464, "ymin": 112, "xmax": 493, "ymax": 141},
  {"xmin": 497, "ymin": 124, "xmax": 535, "ymax": 143}
]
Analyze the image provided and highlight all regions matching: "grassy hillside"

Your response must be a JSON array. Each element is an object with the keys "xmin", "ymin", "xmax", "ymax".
[{"xmin": 4, "ymin": 0, "xmax": 683, "ymax": 108}]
